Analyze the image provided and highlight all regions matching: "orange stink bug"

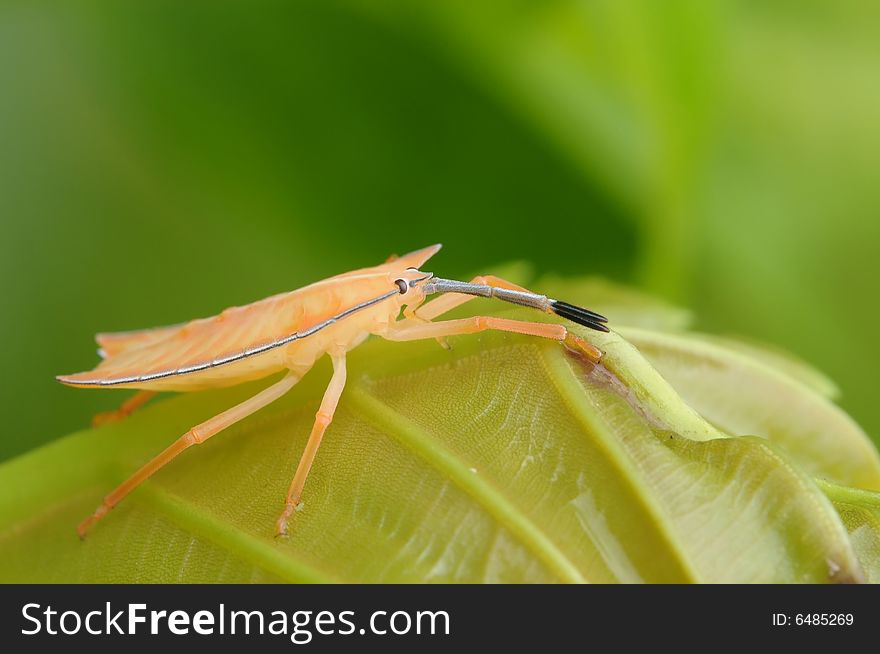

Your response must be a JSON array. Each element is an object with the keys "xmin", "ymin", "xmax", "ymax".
[{"xmin": 57, "ymin": 245, "xmax": 608, "ymax": 538}]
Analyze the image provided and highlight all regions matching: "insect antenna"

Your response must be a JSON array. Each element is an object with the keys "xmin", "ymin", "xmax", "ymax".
[
  {"xmin": 548, "ymin": 300, "xmax": 609, "ymax": 332},
  {"xmin": 423, "ymin": 278, "xmax": 609, "ymax": 332}
]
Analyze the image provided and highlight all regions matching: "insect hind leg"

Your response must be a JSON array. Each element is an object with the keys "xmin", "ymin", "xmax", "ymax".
[
  {"xmin": 77, "ymin": 371, "xmax": 300, "ymax": 538},
  {"xmin": 92, "ymin": 391, "xmax": 157, "ymax": 427}
]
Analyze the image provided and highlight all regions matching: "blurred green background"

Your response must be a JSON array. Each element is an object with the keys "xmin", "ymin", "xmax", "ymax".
[{"xmin": 2, "ymin": 0, "xmax": 878, "ymax": 461}]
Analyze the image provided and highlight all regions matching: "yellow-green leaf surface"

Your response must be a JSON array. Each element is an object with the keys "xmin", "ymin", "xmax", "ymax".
[
  {"xmin": 1, "ymin": 280, "xmax": 877, "ymax": 583},
  {"xmin": 621, "ymin": 327, "xmax": 880, "ymax": 490},
  {"xmin": 817, "ymin": 481, "xmax": 880, "ymax": 584}
]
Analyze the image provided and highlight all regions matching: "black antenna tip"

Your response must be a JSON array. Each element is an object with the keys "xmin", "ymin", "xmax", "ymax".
[
  {"xmin": 551, "ymin": 300, "xmax": 610, "ymax": 332},
  {"xmin": 552, "ymin": 300, "xmax": 607, "ymax": 323}
]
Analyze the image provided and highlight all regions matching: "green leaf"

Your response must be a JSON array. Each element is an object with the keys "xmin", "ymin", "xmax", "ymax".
[
  {"xmin": 817, "ymin": 481, "xmax": 880, "ymax": 584},
  {"xmin": 619, "ymin": 327, "xmax": 880, "ymax": 490},
  {"xmin": 0, "ymin": 282, "xmax": 873, "ymax": 582},
  {"xmin": 680, "ymin": 334, "xmax": 841, "ymax": 400}
]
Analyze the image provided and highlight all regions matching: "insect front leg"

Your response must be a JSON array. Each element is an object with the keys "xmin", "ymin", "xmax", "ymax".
[
  {"xmin": 91, "ymin": 390, "xmax": 157, "ymax": 427},
  {"xmin": 413, "ymin": 275, "xmax": 534, "ymax": 322},
  {"xmin": 276, "ymin": 352, "xmax": 347, "ymax": 537},
  {"xmin": 77, "ymin": 371, "xmax": 301, "ymax": 538},
  {"xmin": 384, "ymin": 315, "xmax": 602, "ymax": 362},
  {"xmin": 404, "ymin": 275, "xmax": 535, "ymax": 351}
]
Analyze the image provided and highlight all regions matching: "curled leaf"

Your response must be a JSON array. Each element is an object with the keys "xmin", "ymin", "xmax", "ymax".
[
  {"xmin": 0, "ymin": 291, "xmax": 871, "ymax": 582},
  {"xmin": 817, "ymin": 481, "xmax": 880, "ymax": 583},
  {"xmin": 619, "ymin": 327, "xmax": 880, "ymax": 490}
]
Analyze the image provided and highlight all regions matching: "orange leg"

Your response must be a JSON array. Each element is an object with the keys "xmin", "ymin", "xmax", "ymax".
[
  {"xmin": 406, "ymin": 275, "xmax": 537, "ymax": 350},
  {"xmin": 78, "ymin": 371, "xmax": 301, "ymax": 538},
  {"xmin": 411, "ymin": 275, "xmax": 534, "ymax": 321},
  {"xmin": 92, "ymin": 390, "xmax": 157, "ymax": 427},
  {"xmin": 385, "ymin": 315, "xmax": 602, "ymax": 362},
  {"xmin": 276, "ymin": 352, "xmax": 347, "ymax": 537}
]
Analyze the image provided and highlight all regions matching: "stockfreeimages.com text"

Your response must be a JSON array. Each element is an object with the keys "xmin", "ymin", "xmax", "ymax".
[{"xmin": 21, "ymin": 603, "xmax": 450, "ymax": 643}]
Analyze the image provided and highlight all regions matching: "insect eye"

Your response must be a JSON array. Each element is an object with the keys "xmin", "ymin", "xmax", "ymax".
[{"xmin": 394, "ymin": 279, "xmax": 409, "ymax": 294}]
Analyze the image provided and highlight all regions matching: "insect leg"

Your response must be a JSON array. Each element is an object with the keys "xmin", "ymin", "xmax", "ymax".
[
  {"xmin": 405, "ymin": 275, "xmax": 534, "ymax": 350},
  {"xmin": 412, "ymin": 275, "xmax": 533, "ymax": 321},
  {"xmin": 276, "ymin": 352, "xmax": 347, "ymax": 537},
  {"xmin": 77, "ymin": 371, "xmax": 300, "ymax": 538},
  {"xmin": 91, "ymin": 390, "xmax": 157, "ymax": 427},
  {"xmin": 385, "ymin": 315, "xmax": 602, "ymax": 363}
]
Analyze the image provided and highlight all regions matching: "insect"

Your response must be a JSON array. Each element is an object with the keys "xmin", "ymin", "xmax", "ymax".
[{"xmin": 57, "ymin": 244, "xmax": 609, "ymax": 538}]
